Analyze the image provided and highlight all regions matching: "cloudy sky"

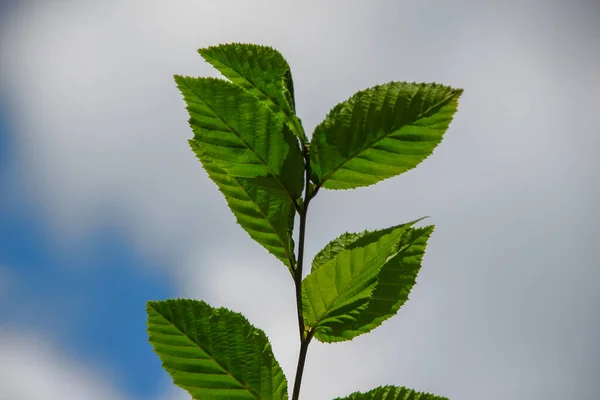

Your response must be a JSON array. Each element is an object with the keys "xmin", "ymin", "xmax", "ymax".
[{"xmin": 0, "ymin": 1, "xmax": 599, "ymax": 399}]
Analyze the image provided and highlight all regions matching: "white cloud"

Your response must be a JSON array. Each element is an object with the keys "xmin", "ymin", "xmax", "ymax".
[
  {"xmin": 0, "ymin": 330, "xmax": 127, "ymax": 400},
  {"xmin": 0, "ymin": 329, "xmax": 192, "ymax": 400},
  {"xmin": 1, "ymin": 1, "xmax": 599, "ymax": 399},
  {"xmin": 2, "ymin": 0, "xmax": 598, "ymax": 263},
  {"xmin": 0, "ymin": 0, "xmax": 383, "ymax": 265}
]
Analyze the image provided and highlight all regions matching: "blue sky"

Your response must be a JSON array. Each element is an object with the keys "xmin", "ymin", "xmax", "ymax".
[
  {"xmin": 0, "ymin": 1, "xmax": 599, "ymax": 400},
  {"xmin": 0, "ymin": 94, "xmax": 178, "ymax": 398}
]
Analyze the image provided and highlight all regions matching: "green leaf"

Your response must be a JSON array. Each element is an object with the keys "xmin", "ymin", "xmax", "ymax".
[
  {"xmin": 190, "ymin": 140, "xmax": 296, "ymax": 270},
  {"xmin": 175, "ymin": 75, "xmax": 304, "ymax": 200},
  {"xmin": 309, "ymin": 82, "xmax": 463, "ymax": 190},
  {"xmin": 199, "ymin": 43, "xmax": 307, "ymax": 143},
  {"xmin": 301, "ymin": 220, "xmax": 422, "ymax": 336},
  {"xmin": 313, "ymin": 225, "xmax": 434, "ymax": 342},
  {"xmin": 147, "ymin": 299, "xmax": 288, "ymax": 400},
  {"xmin": 334, "ymin": 385, "xmax": 449, "ymax": 400},
  {"xmin": 311, "ymin": 231, "xmax": 364, "ymax": 273}
]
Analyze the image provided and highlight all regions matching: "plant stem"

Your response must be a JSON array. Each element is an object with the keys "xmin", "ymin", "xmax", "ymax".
[
  {"xmin": 294, "ymin": 206, "xmax": 308, "ymax": 340},
  {"xmin": 291, "ymin": 334, "xmax": 312, "ymax": 400},
  {"xmin": 291, "ymin": 147, "xmax": 314, "ymax": 400}
]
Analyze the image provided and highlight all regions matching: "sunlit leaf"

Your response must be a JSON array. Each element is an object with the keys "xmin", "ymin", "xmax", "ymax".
[
  {"xmin": 310, "ymin": 82, "xmax": 462, "ymax": 189},
  {"xmin": 199, "ymin": 43, "xmax": 307, "ymax": 143},
  {"xmin": 302, "ymin": 220, "xmax": 423, "ymax": 336},
  {"xmin": 147, "ymin": 299, "xmax": 288, "ymax": 400},
  {"xmin": 334, "ymin": 385, "xmax": 449, "ymax": 400}
]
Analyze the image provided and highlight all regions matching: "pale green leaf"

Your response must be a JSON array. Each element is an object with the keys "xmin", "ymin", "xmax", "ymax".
[
  {"xmin": 199, "ymin": 43, "xmax": 307, "ymax": 143},
  {"xmin": 310, "ymin": 82, "xmax": 463, "ymax": 190},
  {"xmin": 314, "ymin": 225, "xmax": 434, "ymax": 342},
  {"xmin": 147, "ymin": 299, "xmax": 288, "ymax": 400},
  {"xmin": 311, "ymin": 231, "xmax": 364, "ymax": 273},
  {"xmin": 301, "ymin": 220, "xmax": 421, "ymax": 335},
  {"xmin": 334, "ymin": 385, "xmax": 449, "ymax": 400},
  {"xmin": 311, "ymin": 217, "xmax": 427, "ymax": 272},
  {"xmin": 175, "ymin": 75, "xmax": 304, "ymax": 200},
  {"xmin": 190, "ymin": 140, "xmax": 296, "ymax": 270}
]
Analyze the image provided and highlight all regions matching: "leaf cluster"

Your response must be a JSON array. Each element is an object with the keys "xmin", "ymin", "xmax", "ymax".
[{"xmin": 147, "ymin": 43, "xmax": 462, "ymax": 399}]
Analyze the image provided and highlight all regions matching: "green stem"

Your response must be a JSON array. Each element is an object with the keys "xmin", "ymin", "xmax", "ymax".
[{"xmin": 291, "ymin": 146, "xmax": 314, "ymax": 400}]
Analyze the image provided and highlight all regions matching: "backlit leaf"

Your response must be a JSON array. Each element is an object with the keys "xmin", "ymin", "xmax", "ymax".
[
  {"xmin": 147, "ymin": 299, "xmax": 288, "ymax": 400},
  {"xmin": 199, "ymin": 43, "xmax": 307, "ymax": 143},
  {"xmin": 175, "ymin": 75, "xmax": 304, "ymax": 200},
  {"xmin": 190, "ymin": 140, "xmax": 296, "ymax": 270},
  {"xmin": 301, "ymin": 220, "xmax": 422, "ymax": 336},
  {"xmin": 310, "ymin": 82, "xmax": 462, "ymax": 190},
  {"xmin": 334, "ymin": 385, "xmax": 449, "ymax": 400},
  {"xmin": 312, "ymin": 225, "xmax": 434, "ymax": 342}
]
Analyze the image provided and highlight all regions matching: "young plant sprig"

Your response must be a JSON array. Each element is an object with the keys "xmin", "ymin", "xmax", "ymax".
[{"xmin": 146, "ymin": 43, "xmax": 463, "ymax": 400}]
